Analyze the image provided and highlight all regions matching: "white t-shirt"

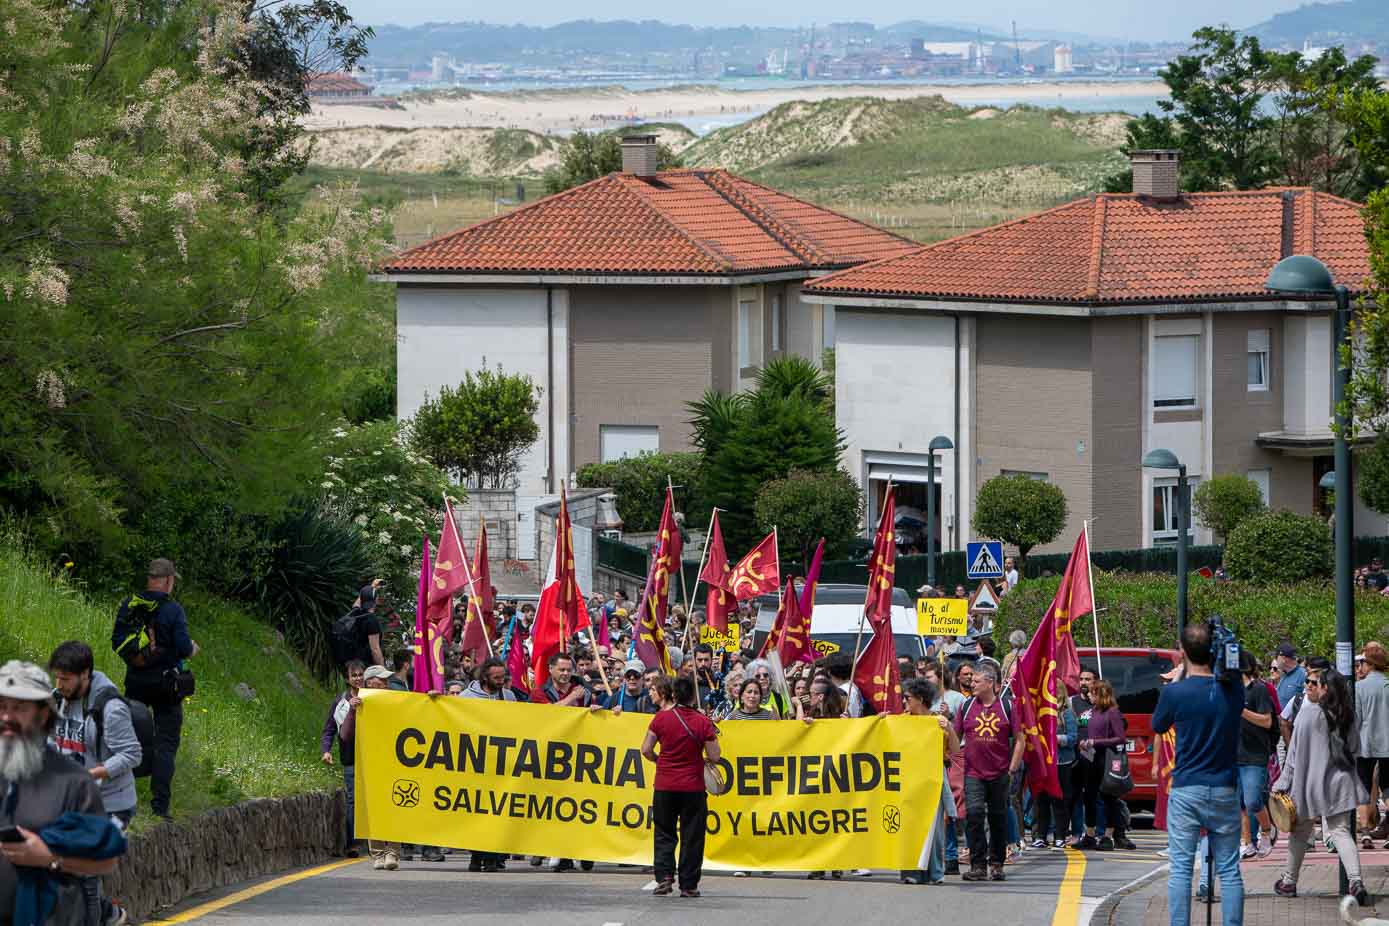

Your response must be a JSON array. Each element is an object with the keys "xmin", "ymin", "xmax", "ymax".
[{"xmin": 1005, "ymin": 568, "xmax": 1020, "ymax": 589}]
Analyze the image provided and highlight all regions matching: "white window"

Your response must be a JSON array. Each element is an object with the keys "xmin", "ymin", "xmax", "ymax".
[
  {"xmin": 1248, "ymin": 468, "xmax": 1271, "ymax": 505},
  {"xmin": 599, "ymin": 425, "xmax": 658, "ymax": 463},
  {"xmin": 738, "ymin": 300, "xmax": 753, "ymax": 368},
  {"xmin": 771, "ymin": 295, "xmax": 783, "ymax": 353},
  {"xmin": 1247, "ymin": 329, "xmax": 1270, "ymax": 392},
  {"xmin": 1153, "ymin": 334, "xmax": 1200, "ymax": 408},
  {"xmin": 1152, "ymin": 476, "xmax": 1200, "ymax": 542},
  {"xmin": 1001, "ymin": 470, "xmax": 1048, "ymax": 481}
]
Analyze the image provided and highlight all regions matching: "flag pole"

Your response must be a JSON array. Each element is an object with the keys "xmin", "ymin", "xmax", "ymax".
[
  {"xmin": 668, "ymin": 477, "xmax": 692, "ymax": 619},
  {"xmin": 851, "ymin": 479, "xmax": 891, "ymax": 670},
  {"xmin": 1084, "ymin": 518, "xmax": 1103, "ymax": 679},
  {"xmin": 445, "ymin": 492, "xmax": 491, "ymax": 658}
]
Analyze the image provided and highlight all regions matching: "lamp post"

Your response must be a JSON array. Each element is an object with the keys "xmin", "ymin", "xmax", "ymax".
[
  {"xmin": 1143, "ymin": 448, "xmax": 1190, "ymax": 634},
  {"xmin": 926, "ymin": 435, "xmax": 954, "ymax": 589},
  {"xmin": 1268, "ymin": 255, "xmax": 1354, "ymax": 897}
]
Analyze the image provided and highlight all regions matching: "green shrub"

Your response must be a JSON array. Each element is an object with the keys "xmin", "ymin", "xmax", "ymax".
[
  {"xmin": 1192, "ymin": 474, "xmax": 1265, "ymax": 542},
  {"xmin": 972, "ymin": 474, "xmax": 1068, "ymax": 561},
  {"xmin": 407, "ymin": 366, "xmax": 541, "ymax": 489},
  {"xmin": 1358, "ymin": 433, "xmax": 1389, "ymax": 515},
  {"xmin": 754, "ymin": 468, "xmax": 863, "ymax": 568},
  {"xmin": 576, "ymin": 452, "xmax": 708, "ymax": 533},
  {"xmin": 995, "ymin": 570, "xmax": 1389, "ymax": 660},
  {"xmin": 1224, "ymin": 509, "xmax": 1332, "ymax": 584}
]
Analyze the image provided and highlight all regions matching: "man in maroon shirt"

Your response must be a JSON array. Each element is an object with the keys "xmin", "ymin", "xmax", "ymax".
[
  {"xmin": 642, "ymin": 676, "xmax": 721, "ymax": 897},
  {"xmin": 952, "ymin": 662, "xmax": 1024, "ymax": 883}
]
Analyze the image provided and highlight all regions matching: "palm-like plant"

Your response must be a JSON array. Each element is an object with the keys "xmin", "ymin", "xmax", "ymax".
[
  {"xmin": 755, "ymin": 356, "xmax": 833, "ymax": 411},
  {"xmin": 686, "ymin": 390, "xmax": 748, "ymax": 459}
]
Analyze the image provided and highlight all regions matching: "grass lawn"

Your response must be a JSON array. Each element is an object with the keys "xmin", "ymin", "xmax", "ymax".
[{"xmin": 0, "ymin": 539, "xmax": 339, "ymax": 832}]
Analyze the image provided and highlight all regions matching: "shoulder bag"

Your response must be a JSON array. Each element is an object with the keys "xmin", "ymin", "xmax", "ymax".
[
  {"xmin": 672, "ymin": 707, "xmax": 728, "ymax": 795},
  {"xmin": 1100, "ymin": 746, "xmax": 1133, "ymax": 797}
]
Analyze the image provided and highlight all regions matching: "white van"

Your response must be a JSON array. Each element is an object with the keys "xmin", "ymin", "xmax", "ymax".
[{"xmin": 751, "ymin": 583, "xmax": 924, "ymax": 660}]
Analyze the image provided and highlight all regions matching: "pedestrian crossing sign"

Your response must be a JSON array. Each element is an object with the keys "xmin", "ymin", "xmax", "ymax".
[{"xmin": 966, "ymin": 540, "xmax": 1004, "ymax": 579}]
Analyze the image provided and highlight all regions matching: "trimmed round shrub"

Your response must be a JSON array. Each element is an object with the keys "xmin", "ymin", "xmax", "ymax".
[{"xmin": 1224, "ymin": 510, "xmax": 1332, "ymax": 584}]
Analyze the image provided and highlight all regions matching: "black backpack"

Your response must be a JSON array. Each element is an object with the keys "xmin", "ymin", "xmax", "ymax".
[
  {"xmin": 330, "ymin": 609, "xmax": 365, "ymax": 665},
  {"xmin": 88, "ymin": 688, "xmax": 155, "ymax": 778},
  {"xmin": 113, "ymin": 594, "xmax": 164, "ymax": 668}
]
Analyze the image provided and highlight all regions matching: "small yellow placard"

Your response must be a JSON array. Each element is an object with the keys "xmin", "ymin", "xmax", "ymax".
[
  {"xmin": 699, "ymin": 625, "xmax": 741, "ymax": 653},
  {"xmin": 811, "ymin": 639, "xmax": 841, "ymax": 657},
  {"xmin": 916, "ymin": 598, "xmax": 968, "ymax": 636}
]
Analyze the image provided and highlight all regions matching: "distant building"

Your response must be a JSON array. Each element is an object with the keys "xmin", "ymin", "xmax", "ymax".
[
  {"xmin": 1054, "ymin": 45, "xmax": 1073, "ymax": 73},
  {"xmin": 431, "ymin": 54, "xmax": 450, "ymax": 82},
  {"xmin": 307, "ymin": 72, "xmax": 371, "ymax": 99}
]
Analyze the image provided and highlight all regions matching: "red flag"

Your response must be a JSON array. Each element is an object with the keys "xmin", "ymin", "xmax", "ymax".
[
  {"xmin": 798, "ymin": 537, "xmax": 825, "ymax": 618},
  {"xmin": 863, "ymin": 490, "xmax": 897, "ymax": 630},
  {"xmin": 459, "ymin": 603, "xmax": 491, "ymax": 663},
  {"xmin": 774, "ymin": 577, "xmax": 814, "ymax": 666},
  {"xmin": 1044, "ymin": 529, "xmax": 1092, "ymax": 695},
  {"xmin": 725, "ymin": 531, "xmax": 779, "ymax": 601},
  {"xmin": 1154, "ymin": 729, "xmax": 1177, "ymax": 830},
  {"xmin": 530, "ymin": 489, "xmax": 590, "ymax": 691},
  {"xmin": 502, "ymin": 614, "xmax": 529, "ymax": 697},
  {"xmin": 530, "ymin": 577, "xmax": 563, "ymax": 695},
  {"xmin": 430, "ymin": 499, "xmax": 472, "ymax": 605},
  {"xmin": 852, "ymin": 621, "xmax": 902, "ymax": 714},
  {"xmin": 473, "ymin": 516, "xmax": 496, "ymax": 635},
  {"xmin": 1007, "ymin": 528, "xmax": 1095, "ymax": 800},
  {"xmin": 700, "ymin": 511, "xmax": 736, "ymax": 633},
  {"xmin": 412, "ymin": 536, "xmax": 442, "ymax": 693},
  {"xmin": 634, "ymin": 488, "xmax": 681, "ymax": 673}
]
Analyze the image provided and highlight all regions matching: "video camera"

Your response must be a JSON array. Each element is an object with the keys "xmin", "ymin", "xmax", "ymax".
[{"xmin": 1208, "ymin": 614, "xmax": 1242, "ymax": 680}]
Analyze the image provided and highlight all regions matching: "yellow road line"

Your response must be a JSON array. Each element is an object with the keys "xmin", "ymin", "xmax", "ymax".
[
  {"xmin": 1050, "ymin": 847, "xmax": 1088, "ymax": 926},
  {"xmin": 145, "ymin": 858, "xmax": 362, "ymax": 924}
]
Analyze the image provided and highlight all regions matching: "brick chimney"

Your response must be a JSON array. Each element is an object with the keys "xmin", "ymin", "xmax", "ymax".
[
  {"xmin": 620, "ymin": 134, "xmax": 659, "ymax": 178},
  {"xmin": 1131, "ymin": 149, "xmax": 1180, "ymax": 201}
]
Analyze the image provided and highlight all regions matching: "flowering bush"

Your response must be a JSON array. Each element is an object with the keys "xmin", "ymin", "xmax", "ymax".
[{"xmin": 319, "ymin": 420, "xmax": 453, "ymax": 601}]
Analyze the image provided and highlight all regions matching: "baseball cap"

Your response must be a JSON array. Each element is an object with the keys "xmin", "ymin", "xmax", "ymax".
[
  {"xmin": 1275, "ymin": 643, "xmax": 1297, "ymax": 659},
  {"xmin": 363, "ymin": 665, "xmax": 392, "ymax": 681},
  {"xmin": 148, "ymin": 558, "xmax": 180, "ymax": 580},
  {"xmin": 623, "ymin": 660, "xmax": 644, "ymax": 677},
  {"xmin": 0, "ymin": 661, "xmax": 55, "ymax": 702}
]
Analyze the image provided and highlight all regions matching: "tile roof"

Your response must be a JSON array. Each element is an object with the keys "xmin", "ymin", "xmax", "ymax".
[
  {"xmin": 803, "ymin": 190, "xmax": 1372, "ymax": 306},
  {"xmin": 383, "ymin": 169, "xmax": 918, "ymax": 277}
]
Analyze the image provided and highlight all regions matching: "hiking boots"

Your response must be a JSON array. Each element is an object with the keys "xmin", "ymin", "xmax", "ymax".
[
  {"xmin": 989, "ymin": 865, "xmax": 1006, "ymax": 882},
  {"xmin": 961, "ymin": 864, "xmax": 989, "ymax": 882}
]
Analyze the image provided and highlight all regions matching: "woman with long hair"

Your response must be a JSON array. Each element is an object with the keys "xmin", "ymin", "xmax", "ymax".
[
  {"xmin": 1273, "ymin": 666, "xmax": 1369, "ymax": 904},
  {"xmin": 1076, "ymin": 679, "xmax": 1135, "ymax": 850},
  {"xmin": 641, "ymin": 675, "xmax": 721, "ymax": 897}
]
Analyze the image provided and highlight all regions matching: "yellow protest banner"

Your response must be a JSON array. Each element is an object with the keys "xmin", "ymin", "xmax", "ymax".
[
  {"xmin": 916, "ymin": 598, "xmax": 968, "ymax": 636},
  {"xmin": 811, "ymin": 639, "xmax": 842, "ymax": 657},
  {"xmin": 698, "ymin": 624, "xmax": 740, "ymax": 653},
  {"xmin": 354, "ymin": 691, "xmax": 943, "ymax": 871}
]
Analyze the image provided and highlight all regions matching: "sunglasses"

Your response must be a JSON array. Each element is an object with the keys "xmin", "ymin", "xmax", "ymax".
[{"xmin": 1306, "ymin": 678, "xmax": 1323, "ymax": 688}]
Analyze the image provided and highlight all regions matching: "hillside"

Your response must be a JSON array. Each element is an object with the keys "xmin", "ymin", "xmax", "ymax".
[
  {"xmin": 1247, "ymin": 0, "xmax": 1389, "ymax": 46},
  {"xmin": 682, "ymin": 95, "xmax": 1128, "ymax": 207},
  {"xmin": 1, "ymin": 539, "xmax": 338, "ymax": 828},
  {"xmin": 304, "ymin": 123, "xmax": 697, "ymax": 175}
]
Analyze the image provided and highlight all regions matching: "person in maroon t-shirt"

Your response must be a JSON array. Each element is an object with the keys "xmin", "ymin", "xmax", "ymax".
[
  {"xmin": 641, "ymin": 675, "xmax": 721, "ymax": 897},
  {"xmin": 951, "ymin": 662, "xmax": 1024, "ymax": 883}
]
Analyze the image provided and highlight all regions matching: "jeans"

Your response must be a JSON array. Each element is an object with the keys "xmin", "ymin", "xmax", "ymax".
[
  {"xmin": 652, "ymin": 790, "xmax": 707, "ymax": 891},
  {"xmin": 150, "ymin": 699, "xmax": 184, "ymax": 816},
  {"xmin": 342, "ymin": 764, "xmax": 356, "ymax": 851},
  {"xmin": 945, "ymin": 819, "xmax": 958, "ymax": 861},
  {"xmin": 1236, "ymin": 764, "xmax": 1268, "ymax": 838},
  {"xmin": 965, "ymin": 775, "xmax": 1010, "ymax": 867},
  {"xmin": 1168, "ymin": 785, "xmax": 1244, "ymax": 926},
  {"xmin": 83, "ymin": 809, "xmax": 134, "ymax": 924}
]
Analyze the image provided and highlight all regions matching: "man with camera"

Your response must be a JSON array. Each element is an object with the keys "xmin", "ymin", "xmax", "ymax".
[{"xmin": 1152, "ymin": 620, "xmax": 1247, "ymax": 926}]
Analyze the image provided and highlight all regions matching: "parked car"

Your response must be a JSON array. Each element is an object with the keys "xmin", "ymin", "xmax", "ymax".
[
  {"xmin": 753, "ymin": 583, "xmax": 924, "ymax": 660},
  {"xmin": 1077, "ymin": 646, "xmax": 1182, "ymax": 812}
]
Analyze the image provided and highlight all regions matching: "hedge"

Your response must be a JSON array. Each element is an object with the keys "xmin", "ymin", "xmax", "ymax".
[{"xmin": 994, "ymin": 571, "xmax": 1389, "ymax": 660}]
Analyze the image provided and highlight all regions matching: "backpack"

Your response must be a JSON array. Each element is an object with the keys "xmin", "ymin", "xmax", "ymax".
[
  {"xmin": 330, "ymin": 609, "xmax": 365, "ymax": 665},
  {"xmin": 88, "ymin": 688, "xmax": 155, "ymax": 778},
  {"xmin": 960, "ymin": 691, "xmax": 1015, "ymax": 743},
  {"xmin": 113, "ymin": 594, "xmax": 165, "ymax": 668}
]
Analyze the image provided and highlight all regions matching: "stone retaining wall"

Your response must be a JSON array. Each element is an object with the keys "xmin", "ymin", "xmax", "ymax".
[{"xmin": 104, "ymin": 790, "xmax": 345, "ymax": 921}]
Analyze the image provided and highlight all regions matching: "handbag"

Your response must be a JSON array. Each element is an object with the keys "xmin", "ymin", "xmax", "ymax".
[
  {"xmin": 1100, "ymin": 747, "xmax": 1133, "ymax": 797},
  {"xmin": 672, "ymin": 707, "xmax": 728, "ymax": 796},
  {"xmin": 1268, "ymin": 790, "xmax": 1298, "ymax": 833}
]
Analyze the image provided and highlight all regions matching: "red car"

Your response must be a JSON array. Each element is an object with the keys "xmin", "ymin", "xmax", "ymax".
[{"xmin": 1076, "ymin": 646, "xmax": 1181, "ymax": 811}]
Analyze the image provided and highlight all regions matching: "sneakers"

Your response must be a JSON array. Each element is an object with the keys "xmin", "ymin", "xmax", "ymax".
[
  {"xmin": 1256, "ymin": 831, "xmax": 1273, "ymax": 858},
  {"xmin": 372, "ymin": 855, "xmax": 386, "ymax": 871},
  {"xmin": 807, "ymin": 871, "xmax": 825, "ymax": 880},
  {"xmin": 852, "ymin": 868, "xmax": 872, "ymax": 877},
  {"xmin": 1114, "ymin": 836, "xmax": 1136, "ymax": 850},
  {"xmin": 900, "ymin": 873, "xmax": 926, "ymax": 885},
  {"xmin": 1052, "ymin": 839, "xmax": 1068, "ymax": 850},
  {"xmin": 1076, "ymin": 835, "xmax": 1098, "ymax": 850},
  {"xmin": 679, "ymin": 889, "xmax": 701, "ymax": 898},
  {"xmin": 580, "ymin": 860, "xmax": 595, "ymax": 871},
  {"xmin": 1350, "ymin": 879, "xmax": 1369, "ymax": 907},
  {"xmin": 1240, "ymin": 843, "xmax": 1257, "ymax": 859},
  {"xmin": 1031, "ymin": 838, "xmax": 1048, "ymax": 849},
  {"xmin": 732, "ymin": 871, "xmax": 748, "ymax": 878},
  {"xmin": 383, "ymin": 851, "xmax": 399, "ymax": 871},
  {"xmin": 103, "ymin": 904, "xmax": 130, "ymax": 926},
  {"xmin": 1273, "ymin": 875, "xmax": 1297, "ymax": 898},
  {"xmin": 989, "ymin": 864, "xmax": 1006, "ymax": 882},
  {"xmin": 652, "ymin": 879, "xmax": 674, "ymax": 896},
  {"xmin": 961, "ymin": 865, "xmax": 989, "ymax": 882},
  {"xmin": 1097, "ymin": 836, "xmax": 1115, "ymax": 851}
]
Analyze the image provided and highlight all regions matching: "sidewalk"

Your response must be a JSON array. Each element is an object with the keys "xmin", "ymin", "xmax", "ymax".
[{"xmin": 1101, "ymin": 842, "xmax": 1389, "ymax": 926}]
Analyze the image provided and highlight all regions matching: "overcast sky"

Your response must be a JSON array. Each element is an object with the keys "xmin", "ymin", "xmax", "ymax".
[{"xmin": 342, "ymin": 0, "xmax": 1308, "ymax": 43}]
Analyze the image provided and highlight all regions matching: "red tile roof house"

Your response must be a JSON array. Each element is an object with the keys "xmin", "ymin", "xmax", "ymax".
[
  {"xmin": 376, "ymin": 134, "xmax": 916, "ymax": 555},
  {"xmin": 799, "ymin": 150, "xmax": 1378, "ymax": 555}
]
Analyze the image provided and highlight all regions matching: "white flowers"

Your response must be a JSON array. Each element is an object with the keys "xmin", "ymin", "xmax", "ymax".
[
  {"xmin": 23, "ymin": 253, "xmax": 68, "ymax": 307},
  {"xmin": 35, "ymin": 369, "xmax": 65, "ymax": 409},
  {"xmin": 353, "ymin": 514, "xmax": 368, "ymax": 526}
]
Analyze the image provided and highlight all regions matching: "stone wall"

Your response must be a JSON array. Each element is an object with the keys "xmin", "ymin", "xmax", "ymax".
[
  {"xmin": 104, "ymin": 790, "xmax": 345, "ymax": 921},
  {"xmin": 536, "ymin": 488, "xmax": 610, "ymax": 593},
  {"xmin": 451, "ymin": 489, "xmax": 517, "ymax": 561}
]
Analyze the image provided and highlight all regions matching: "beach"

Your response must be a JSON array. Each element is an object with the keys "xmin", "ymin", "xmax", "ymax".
[{"xmin": 306, "ymin": 80, "xmax": 1168, "ymax": 135}]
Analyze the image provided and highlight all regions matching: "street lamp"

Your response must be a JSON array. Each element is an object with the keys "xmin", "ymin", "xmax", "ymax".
[
  {"xmin": 1143, "ymin": 448, "xmax": 1190, "ymax": 634},
  {"xmin": 1267, "ymin": 255, "xmax": 1355, "ymax": 679},
  {"xmin": 926, "ymin": 435, "xmax": 954, "ymax": 588}
]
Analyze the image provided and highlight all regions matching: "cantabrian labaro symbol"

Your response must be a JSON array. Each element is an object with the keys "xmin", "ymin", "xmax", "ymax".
[
  {"xmin": 728, "ymin": 551, "xmax": 768, "ymax": 599},
  {"xmin": 392, "ymin": 779, "xmax": 420, "ymax": 808},
  {"xmin": 882, "ymin": 804, "xmax": 902, "ymax": 834},
  {"xmin": 432, "ymin": 560, "xmax": 453, "ymax": 591},
  {"xmin": 973, "ymin": 709, "xmax": 1002, "ymax": 738}
]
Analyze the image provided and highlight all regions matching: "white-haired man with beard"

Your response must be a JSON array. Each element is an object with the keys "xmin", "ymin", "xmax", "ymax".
[{"xmin": 1, "ymin": 660, "xmax": 125, "ymax": 926}]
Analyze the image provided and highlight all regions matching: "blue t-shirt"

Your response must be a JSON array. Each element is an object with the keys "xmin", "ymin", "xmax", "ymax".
[
  {"xmin": 1151, "ymin": 674, "xmax": 1243, "ymax": 789},
  {"xmin": 1276, "ymin": 665, "xmax": 1306, "ymax": 708}
]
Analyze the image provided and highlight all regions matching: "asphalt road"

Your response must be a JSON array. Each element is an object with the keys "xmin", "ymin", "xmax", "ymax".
[{"xmin": 147, "ymin": 831, "xmax": 1169, "ymax": 926}]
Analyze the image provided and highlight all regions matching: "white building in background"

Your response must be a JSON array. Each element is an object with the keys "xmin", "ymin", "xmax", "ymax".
[{"xmin": 1054, "ymin": 46, "xmax": 1074, "ymax": 73}]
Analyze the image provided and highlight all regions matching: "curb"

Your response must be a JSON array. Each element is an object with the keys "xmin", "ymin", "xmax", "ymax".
[{"xmin": 1089, "ymin": 864, "xmax": 1172, "ymax": 926}]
